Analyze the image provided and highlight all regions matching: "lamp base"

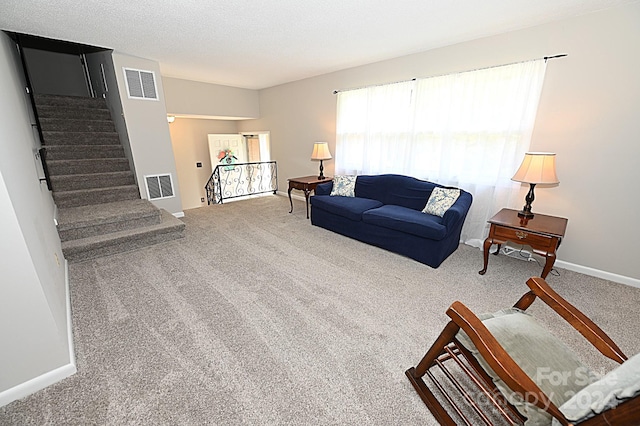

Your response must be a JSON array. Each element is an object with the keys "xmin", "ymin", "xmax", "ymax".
[
  {"xmin": 517, "ymin": 210, "xmax": 534, "ymax": 219},
  {"xmin": 517, "ymin": 183, "xmax": 536, "ymax": 219},
  {"xmin": 317, "ymin": 160, "xmax": 326, "ymax": 180}
]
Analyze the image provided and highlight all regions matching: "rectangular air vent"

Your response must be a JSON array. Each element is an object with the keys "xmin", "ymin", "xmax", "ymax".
[
  {"xmin": 145, "ymin": 174, "xmax": 174, "ymax": 200},
  {"xmin": 123, "ymin": 68, "xmax": 158, "ymax": 100}
]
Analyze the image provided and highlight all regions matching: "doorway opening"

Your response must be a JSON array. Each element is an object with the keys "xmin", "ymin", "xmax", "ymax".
[
  {"xmin": 207, "ymin": 132, "xmax": 270, "ymax": 171},
  {"xmin": 242, "ymin": 132, "xmax": 271, "ymax": 163}
]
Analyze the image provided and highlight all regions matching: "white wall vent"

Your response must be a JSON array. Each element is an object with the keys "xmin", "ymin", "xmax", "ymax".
[
  {"xmin": 145, "ymin": 174, "xmax": 174, "ymax": 200},
  {"xmin": 123, "ymin": 67, "xmax": 158, "ymax": 100}
]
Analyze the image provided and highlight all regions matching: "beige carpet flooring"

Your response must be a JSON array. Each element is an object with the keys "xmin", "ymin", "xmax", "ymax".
[{"xmin": 1, "ymin": 195, "xmax": 638, "ymax": 425}]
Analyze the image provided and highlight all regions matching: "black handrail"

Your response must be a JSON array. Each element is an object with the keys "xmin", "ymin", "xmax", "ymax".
[
  {"xmin": 205, "ymin": 161, "xmax": 278, "ymax": 205},
  {"xmin": 37, "ymin": 147, "xmax": 53, "ymax": 191},
  {"xmin": 14, "ymin": 34, "xmax": 52, "ymax": 191}
]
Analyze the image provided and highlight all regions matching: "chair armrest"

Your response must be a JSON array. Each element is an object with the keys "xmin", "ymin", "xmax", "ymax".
[
  {"xmin": 315, "ymin": 181, "xmax": 333, "ymax": 195},
  {"xmin": 514, "ymin": 277, "xmax": 627, "ymax": 363},
  {"xmin": 447, "ymin": 301, "xmax": 569, "ymax": 424}
]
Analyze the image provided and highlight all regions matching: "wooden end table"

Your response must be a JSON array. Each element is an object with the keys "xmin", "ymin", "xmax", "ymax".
[
  {"xmin": 479, "ymin": 208, "xmax": 568, "ymax": 279},
  {"xmin": 288, "ymin": 175, "xmax": 331, "ymax": 219}
]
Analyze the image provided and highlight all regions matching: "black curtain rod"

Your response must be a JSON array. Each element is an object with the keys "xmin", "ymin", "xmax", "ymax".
[
  {"xmin": 333, "ymin": 78, "xmax": 416, "ymax": 95},
  {"xmin": 333, "ymin": 54, "xmax": 568, "ymax": 94},
  {"xmin": 544, "ymin": 54, "xmax": 567, "ymax": 62}
]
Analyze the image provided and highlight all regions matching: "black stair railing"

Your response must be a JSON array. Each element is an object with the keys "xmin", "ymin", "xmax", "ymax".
[
  {"xmin": 37, "ymin": 147, "xmax": 53, "ymax": 190},
  {"xmin": 13, "ymin": 33, "xmax": 52, "ymax": 191},
  {"xmin": 205, "ymin": 161, "xmax": 278, "ymax": 205}
]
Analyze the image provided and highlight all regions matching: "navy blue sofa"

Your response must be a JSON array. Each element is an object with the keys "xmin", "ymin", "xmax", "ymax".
[{"xmin": 310, "ymin": 174, "xmax": 473, "ymax": 268}]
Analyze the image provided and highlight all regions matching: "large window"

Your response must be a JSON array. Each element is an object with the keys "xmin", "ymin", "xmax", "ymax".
[{"xmin": 335, "ymin": 59, "xmax": 547, "ymax": 246}]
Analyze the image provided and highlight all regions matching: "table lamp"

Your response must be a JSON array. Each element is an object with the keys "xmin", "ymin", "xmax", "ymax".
[
  {"xmin": 511, "ymin": 152, "xmax": 559, "ymax": 219},
  {"xmin": 311, "ymin": 142, "xmax": 332, "ymax": 180}
]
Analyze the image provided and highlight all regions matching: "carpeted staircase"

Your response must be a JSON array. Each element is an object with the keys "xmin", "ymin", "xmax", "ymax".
[{"xmin": 35, "ymin": 94, "xmax": 184, "ymax": 262}]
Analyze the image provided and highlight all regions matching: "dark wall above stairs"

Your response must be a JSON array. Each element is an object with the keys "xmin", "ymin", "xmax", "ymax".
[{"xmin": 24, "ymin": 48, "xmax": 90, "ymax": 97}]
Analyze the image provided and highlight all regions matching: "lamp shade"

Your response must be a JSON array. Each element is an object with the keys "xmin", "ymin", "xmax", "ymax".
[
  {"xmin": 311, "ymin": 142, "xmax": 332, "ymax": 161},
  {"xmin": 512, "ymin": 152, "xmax": 559, "ymax": 184}
]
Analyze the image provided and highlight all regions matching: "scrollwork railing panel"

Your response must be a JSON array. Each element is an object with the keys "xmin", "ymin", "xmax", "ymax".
[{"xmin": 205, "ymin": 161, "xmax": 277, "ymax": 205}]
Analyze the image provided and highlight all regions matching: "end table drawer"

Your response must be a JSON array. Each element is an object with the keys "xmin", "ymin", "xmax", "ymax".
[
  {"xmin": 289, "ymin": 181, "xmax": 307, "ymax": 190},
  {"xmin": 493, "ymin": 226, "xmax": 553, "ymax": 249}
]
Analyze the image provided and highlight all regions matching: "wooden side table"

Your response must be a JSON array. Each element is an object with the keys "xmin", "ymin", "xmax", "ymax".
[
  {"xmin": 479, "ymin": 208, "xmax": 568, "ymax": 279},
  {"xmin": 288, "ymin": 175, "xmax": 331, "ymax": 219}
]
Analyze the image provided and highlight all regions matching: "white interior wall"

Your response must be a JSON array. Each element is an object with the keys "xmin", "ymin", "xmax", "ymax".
[
  {"xmin": 163, "ymin": 77, "xmax": 259, "ymax": 119},
  {"xmin": 0, "ymin": 32, "xmax": 74, "ymax": 405},
  {"xmin": 112, "ymin": 52, "xmax": 183, "ymax": 215},
  {"xmin": 238, "ymin": 3, "xmax": 640, "ymax": 281},
  {"xmin": 168, "ymin": 118, "xmax": 239, "ymax": 210}
]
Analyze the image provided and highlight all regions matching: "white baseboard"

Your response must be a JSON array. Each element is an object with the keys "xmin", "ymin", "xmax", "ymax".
[
  {"xmin": 64, "ymin": 259, "xmax": 77, "ymax": 369},
  {"xmin": 469, "ymin": 242, "xmax": 639, "ymax": 289},
  {"xmin": 554, "ymin": 260, "xmax": 640, "ymax": 289},
  {"xmin": 0, "ymin": 363, "xmax": 76, "ymax": 407},
  {"xmin": 0, "ymin": 260, "xmax": 77, "ymax": 407},
  {"xmin": 276, "ymin": 190, "xmax": 306, "ymax": 202}
]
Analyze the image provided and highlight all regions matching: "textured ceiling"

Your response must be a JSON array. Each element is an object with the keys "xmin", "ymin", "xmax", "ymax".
[{"xmin": 1, "ymin": 0, "xmax": 637, "ymax": 89}]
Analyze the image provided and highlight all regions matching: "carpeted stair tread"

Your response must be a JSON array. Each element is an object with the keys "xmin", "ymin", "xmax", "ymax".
[
  {"xmin": 57, "ymin": 200, "xmax": 162, "ymax": 242},
  {"xmin": 61, "ymin": 210, "xmax": 185, "ymax": 262},
  {"xmin": 39, "ymin": 118, "xmax": 115, "ymax": 133},
  {"xmin": 45, "ymin": 144, "xmax": 126, "ymax": 160},
  {"xmin": 53, "ymin": 185, "xmax": 140, "ymax": 208},
  {"xmin": 48, "ymin": 158, "xmax": 131, "ymax": 175},
  {"xmin": 57, "ymin": 199, "xmax": 160, "ymax": 230},
  {"xmin": 50, "ymin": 171, "xmax": 135, "ymax": 191},
  {"xmin": 42, "ymin": 131, "xmax": 120, "ymax": 146},
  {"xmin": 37, "ymin": 105, "xmax": 111, "ymax": 120},
  {"xmin": 34, "ymin": 94, "xmax": 107, "ymax": 109}
]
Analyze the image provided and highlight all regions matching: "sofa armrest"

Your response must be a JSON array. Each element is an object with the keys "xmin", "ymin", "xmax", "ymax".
[
  {"xmin": 315, "ymin": 181, "xmax": 333, "ymax": 195},
  {"xmin": 441, "ymin": 191, "xmax": 473, "ymax": 231}
]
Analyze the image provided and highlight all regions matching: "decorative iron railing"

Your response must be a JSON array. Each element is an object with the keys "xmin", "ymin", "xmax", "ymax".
[{"xmin": 205, "ymin": 161, "xmax": 278, "ymax": 205}]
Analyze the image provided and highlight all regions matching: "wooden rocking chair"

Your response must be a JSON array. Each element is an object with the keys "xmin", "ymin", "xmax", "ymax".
[{"xmin": 405, "ymin": 277, "xmax": 640, "ymax": 425}]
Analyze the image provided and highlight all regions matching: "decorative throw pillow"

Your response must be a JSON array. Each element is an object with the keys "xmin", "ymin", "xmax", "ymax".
[
  {"xmin": 330, "ymin": 175, "xmax": 356, "ymax": 197},
  {"xmin": 422, "ymin": 187, "xmax": 460, "ymax": 217}
]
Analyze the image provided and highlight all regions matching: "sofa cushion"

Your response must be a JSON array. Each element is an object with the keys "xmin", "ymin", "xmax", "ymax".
[
  {"xmin": 310, "ymin": 195, "xmax": 383, "ymax": 221},
  {"xmin": 362, "ymin": 205, "xmax": 447, "ymax": 240},
  {"xmin": 330, "ymin": 175, "xmax": 357, "ymax": 197},
  {"xmin": 422, "ymin": 187, "xmax": 461, "ymax": 217},
  {"xmin": 355, "ymin": 174, "xmax": 437, "ymax": 210}
]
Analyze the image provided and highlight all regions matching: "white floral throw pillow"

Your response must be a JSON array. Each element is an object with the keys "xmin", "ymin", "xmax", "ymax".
[
  {"xmin": 422, "ymin": 187, "xmax": 460, "ymax": 217},
  {"xmin": 330, "ymin": 175, "xmax": 357, "ymax": 197}
]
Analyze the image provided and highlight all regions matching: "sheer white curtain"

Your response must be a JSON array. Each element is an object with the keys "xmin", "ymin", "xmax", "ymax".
[{"xmin": 335, "ymin": 59, "xmax": 547, "ymax": 246}]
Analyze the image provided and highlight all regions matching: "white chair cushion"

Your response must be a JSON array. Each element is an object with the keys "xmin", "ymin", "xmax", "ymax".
[
  {"xmin": 457, "ymin": 308, "xmax": 599, "ymax": 426},
  {"xmin": 553, "ymin": 352, "xmax": 640, "ymax": 425}
]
